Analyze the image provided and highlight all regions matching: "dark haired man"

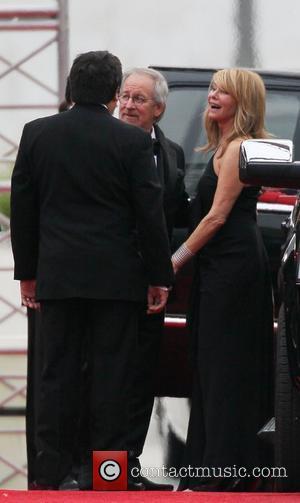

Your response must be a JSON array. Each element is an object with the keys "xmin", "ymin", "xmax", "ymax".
[{"xmin": 11, "ymin": 51, "xmax": 173, "ymax": 490}]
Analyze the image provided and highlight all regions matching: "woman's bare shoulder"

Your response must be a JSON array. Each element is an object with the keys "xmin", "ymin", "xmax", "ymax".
[
  {"xmin": 222, "ymin": 137, "xmax": 247, "ymax": 160},
  {"xmin": 227, "ymin": 137, "xmax": 246, "ymax": 150}
]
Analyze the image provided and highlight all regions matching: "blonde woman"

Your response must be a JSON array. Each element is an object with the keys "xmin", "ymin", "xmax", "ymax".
[{"xmin": 173, "ymin": 69, "xmax": 274, "ymax": 491}]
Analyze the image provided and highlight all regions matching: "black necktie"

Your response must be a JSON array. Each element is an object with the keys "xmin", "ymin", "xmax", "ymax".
[{"xmin": 152, "ymin": 138, "xmax": 160, "ymax": 156}]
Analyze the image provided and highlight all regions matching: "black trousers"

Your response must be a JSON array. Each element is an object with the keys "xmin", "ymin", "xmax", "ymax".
[
  {"xmin": 127, "ymin": 308, "xmax": 165, "ymax": 467},
  {"xmin": 26, "ymin": 308, "xmax": 42, "ymax": 487},
  {"xmin": 34, "ymin": 298, "xmax": 140, "ymax": 486}
]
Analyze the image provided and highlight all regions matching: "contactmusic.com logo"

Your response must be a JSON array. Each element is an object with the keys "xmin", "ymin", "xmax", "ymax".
[{"xmin": 93, "ymin": 451, "xmax": 128, "ymax": 490}]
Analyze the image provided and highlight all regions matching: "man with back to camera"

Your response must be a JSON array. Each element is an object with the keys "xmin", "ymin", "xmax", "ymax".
[
  {"xmin": 10, "ymin": 51, "xmax": 174, "ymax": 491},
  {"xmin": 119, "ymin": 68, "xmax": 188, "ymax": 491}
]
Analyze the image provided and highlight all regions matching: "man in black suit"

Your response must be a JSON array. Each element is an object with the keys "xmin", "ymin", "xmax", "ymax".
[
  {"xmin": 10, "ymin": 52, "xmax": 174, "ymax": 490},
  {"xmin": 119, "ymin": 68, "xmax": 188, "ymax": 491}
]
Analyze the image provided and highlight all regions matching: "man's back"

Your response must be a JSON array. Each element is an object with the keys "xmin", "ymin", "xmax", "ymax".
[{"xmin": 11, "ymin": 104, "xmax": 172, "ymax": 301}]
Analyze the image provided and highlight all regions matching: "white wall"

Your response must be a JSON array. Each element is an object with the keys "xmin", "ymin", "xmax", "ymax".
[
  {"xmin": 69, "ymin": 0, "xmax": 235, "ymax": 70},
  {"xmin": 68, "ymin": 0, "xmax": 300, "ymax": 72},
  {"xmin": 257, "ymin": 0, "xmax": 300, "ymax": 71},
  {"xmin": 0, "ymin": 0, "xmax": 300, "ymax": 151}
]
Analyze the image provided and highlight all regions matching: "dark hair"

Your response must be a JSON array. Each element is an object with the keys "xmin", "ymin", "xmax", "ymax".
[
  {"xmin": 64, "ymin": 76, "xmax": 72, "ymax": 103},
  {"xmin": 69, "ymin": 51, "xmax": 122, "ymax": 105}
]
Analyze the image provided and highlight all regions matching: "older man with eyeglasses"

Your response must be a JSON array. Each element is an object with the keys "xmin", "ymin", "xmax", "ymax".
[{"xmin": 119, "ymin": 68, "xmax": 189, "ymax": 491}]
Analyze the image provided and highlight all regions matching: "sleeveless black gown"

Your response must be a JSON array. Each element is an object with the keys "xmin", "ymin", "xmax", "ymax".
[{"xmin": 179, "ymin": 156, "xmax": 274, "ymax": 489}]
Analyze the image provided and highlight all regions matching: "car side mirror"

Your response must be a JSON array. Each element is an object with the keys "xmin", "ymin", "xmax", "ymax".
[{"xmin": 239, "ymin": 139, "xmax": 300, "ymax": 188}]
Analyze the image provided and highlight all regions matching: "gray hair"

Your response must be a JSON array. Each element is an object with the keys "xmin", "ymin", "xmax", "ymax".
[{"xmin": 121, "ymin": 68, "xmax": 169, "ymax": 122}]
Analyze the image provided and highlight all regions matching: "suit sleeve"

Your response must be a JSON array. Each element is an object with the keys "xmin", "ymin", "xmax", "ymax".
[
  {"xmin": 127, "ymin": 132, "xmax": 174, "ymax": 286},
  {"xmin": 10, "ymin": 124, "xmax": 39, "ymax": 280}
]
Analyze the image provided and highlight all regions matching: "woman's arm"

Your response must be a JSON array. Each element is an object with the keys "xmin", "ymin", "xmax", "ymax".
[{"xmin": 173, "ymin": 139, "xmax": 246, "ymax": 271}]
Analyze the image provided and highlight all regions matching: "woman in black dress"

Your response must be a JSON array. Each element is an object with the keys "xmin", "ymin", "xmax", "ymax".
[{"xmin": 172, "ymin": 68, "xmax": 274, "ymax": 491}]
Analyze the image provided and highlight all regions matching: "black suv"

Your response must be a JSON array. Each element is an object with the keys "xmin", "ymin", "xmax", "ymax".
[
  {"xmin": 240, "ymin": 139, "xmax": 300, "ymax": 491},
  {"xmin": 153, "ymin": 67, "xmax": 300, "ymax": 491}
]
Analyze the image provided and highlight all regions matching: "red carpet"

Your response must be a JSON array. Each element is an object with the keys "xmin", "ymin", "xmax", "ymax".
[{"xmin": 1, "ymin": 491, "xmax": 300, "ymax": 502}]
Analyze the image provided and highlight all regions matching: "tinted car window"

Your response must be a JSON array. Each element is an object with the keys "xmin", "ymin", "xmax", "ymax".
[
  {"xmin": 159, "ymin": 86, "xmax": 300, "ymax": 197},
  {"xmin": 266, "ymin": 91, "xmax": 300, "ymax": 139}
]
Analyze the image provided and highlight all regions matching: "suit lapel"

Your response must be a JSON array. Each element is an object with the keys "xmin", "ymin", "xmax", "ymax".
[
  {"xmin": 156, "ymin": 147, "xmax": 165, "ymax": 187},
  {"xmin": 154, "ymin": 126, "xmax": 178, "ymax": 197}
]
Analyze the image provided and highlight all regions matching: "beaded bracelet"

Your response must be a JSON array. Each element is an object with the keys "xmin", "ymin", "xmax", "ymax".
[{"xmin": 172, "ymin": 243, "xmax": 194, "ymax": 269}]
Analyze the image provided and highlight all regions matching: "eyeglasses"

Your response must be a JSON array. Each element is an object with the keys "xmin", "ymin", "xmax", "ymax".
[{"xmin": 119, "ymin": 94, "xmax": 152, "ymax": 106}]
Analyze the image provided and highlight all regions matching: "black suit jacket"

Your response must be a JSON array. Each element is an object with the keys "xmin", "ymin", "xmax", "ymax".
[
  {"xmin": 154, "ymin": 125, "xmax": 188, "ymax": 239},
  {"xmin": 11, "ymin": 104, "xmax": 174, "ymax": 301}
]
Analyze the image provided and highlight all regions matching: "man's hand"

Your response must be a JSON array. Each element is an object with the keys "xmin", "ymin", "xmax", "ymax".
[
  {"xmin": 20, "ymin": 279, "xmax": 40, "ymax": 310},
  {"xmin": 147, "ymin": 286, "xmax": 169, "ymax": 314}
]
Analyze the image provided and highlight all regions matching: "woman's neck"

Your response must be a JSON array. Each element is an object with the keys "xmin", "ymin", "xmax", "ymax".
[{"xmin": 218, "ymin": 118, "xmax": 233, "ymax": 141}]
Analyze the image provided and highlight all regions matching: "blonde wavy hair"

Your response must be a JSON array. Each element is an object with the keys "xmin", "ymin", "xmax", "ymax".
[{"xmin": 201, "ymin": 68, "xmax": 269, "ymax": 155}]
